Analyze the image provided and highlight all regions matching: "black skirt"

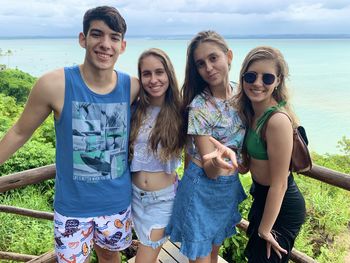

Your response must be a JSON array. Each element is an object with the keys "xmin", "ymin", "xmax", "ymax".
[{"xmin": 245, "ymin": 175, "xmax": 306, "ymax": 263}]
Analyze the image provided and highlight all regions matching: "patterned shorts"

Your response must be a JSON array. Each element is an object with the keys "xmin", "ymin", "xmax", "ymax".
[{"xmin": 54, "ymin": 206, "xmax": 132, "ymax": 263}]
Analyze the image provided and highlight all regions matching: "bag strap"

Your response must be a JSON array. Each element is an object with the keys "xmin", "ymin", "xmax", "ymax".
[
  {"xmin": 255, "ymin": 101, "xmax": 287, "ymax": 135},
  {"xmin": 261, "ymin": 110, "xmax": 292, "ymax": 141}
]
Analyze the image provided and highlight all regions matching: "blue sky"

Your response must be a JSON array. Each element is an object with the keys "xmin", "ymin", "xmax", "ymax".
[{"xmin": 1, "ymin": 0, "xmax": 350, "ymax": 37}]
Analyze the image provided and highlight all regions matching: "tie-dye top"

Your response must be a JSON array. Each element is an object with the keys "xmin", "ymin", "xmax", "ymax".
[{"xmin": 187, "ymin": 93, "xmax": 246, "ymax": 163}]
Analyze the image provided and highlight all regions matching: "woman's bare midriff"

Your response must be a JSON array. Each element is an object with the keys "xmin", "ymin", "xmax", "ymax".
[
  {"xmin": 132, "ymin": 171, "xmax": 177, "ymax": 191},
  {"xmin": 249, "ymin": 158, "xmax": 271, "ymax": 186}
]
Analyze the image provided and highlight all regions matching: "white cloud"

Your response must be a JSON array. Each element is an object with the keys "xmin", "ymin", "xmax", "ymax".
[{"xmin": 0, "ymin": 0, "xmax": 349, "ymax": 36}]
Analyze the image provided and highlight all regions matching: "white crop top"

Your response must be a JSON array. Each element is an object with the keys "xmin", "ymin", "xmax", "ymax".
[{"xmin": 130, "ymin": 106, "xmax": 181, "ymax": 174}]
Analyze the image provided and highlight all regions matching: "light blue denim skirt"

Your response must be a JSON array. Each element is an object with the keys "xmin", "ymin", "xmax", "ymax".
[{"xmin": 166, "ymin": 161, "xmax": 247, "ymax": 260}]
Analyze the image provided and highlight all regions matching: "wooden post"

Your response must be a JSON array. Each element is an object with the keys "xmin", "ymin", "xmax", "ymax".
[
  {"xmin": 0, "ymin": 164, "xmax": 55, "ymax": 193},
  {"xmin": 27, "ymin": 250, "xmax": 56, "ymax": 263},
  {"xmin": 303, "ymin": 164, "xmax": 350, "ymax": 191},
  {"xmin": 0, "ymin": 251, "xmax": 37, "ymax": 261},
  {"xmin": 290, "ymin": 249, "xmax": 318, "ymax": 263},
  {"xmin": 1, "ymin": 164, "xmax": 349, "ymax": 263},
  {"xmin": 0, "ymin": 205, "xmax": 53, "ymax": 220}
]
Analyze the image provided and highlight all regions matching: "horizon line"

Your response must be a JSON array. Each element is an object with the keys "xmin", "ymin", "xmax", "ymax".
[{"xmin": 1, "ymin": 33, "xmax": 350, "ymax": 40}]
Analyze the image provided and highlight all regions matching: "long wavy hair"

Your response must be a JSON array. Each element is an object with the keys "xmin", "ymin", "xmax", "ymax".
[
  {"xmin": 129, "ymin": 48, "xmax": 184, "ymax": 162},
  {"xmin": 235, "ymin": 46, "xmax": 298, "ymax": 128},
  {"xmin": 181, "ymin": 30, "xmax": 231, "ymax": 132}
]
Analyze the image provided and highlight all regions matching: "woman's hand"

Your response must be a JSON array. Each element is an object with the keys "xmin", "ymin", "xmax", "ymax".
[
  {"xmin": 238, "ymin": 163, "xmax": 249, "ymax": 174},
  {"xmin": 258, "ymin": 231, "xmax": 288, "ymax": 259},
  {"xmin": 202, "ymin": 137, "xmax": 238, "ymax": 170}
]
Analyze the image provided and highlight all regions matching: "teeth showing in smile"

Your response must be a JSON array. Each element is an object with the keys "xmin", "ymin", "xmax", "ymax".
[
  {"xmin": 251, "ymin": 89, "xmax": 264, "ymax": 94},
  {"xmin": 96, "ymin": 52, "xmax": 111, "ymax": 59},
  {"xmin": 150, "ymin": 86, "xmax": 162, "ymax": 91}
]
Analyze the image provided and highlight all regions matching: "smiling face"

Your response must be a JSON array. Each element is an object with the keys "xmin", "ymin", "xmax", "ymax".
[
  {"xmin": 79, "ymin": 20, "xmax": 126, "ymax": 71},
  {"xmin": 193, "ymin": 41, "xmax": 232, "ymax": 91},
  {"xmin": 140, "ymin": 55, "xmax": 169, "ymax": 106},
  {"xmin": 243, "ymin": 59, "xmax": 280, "ymax": 106}
]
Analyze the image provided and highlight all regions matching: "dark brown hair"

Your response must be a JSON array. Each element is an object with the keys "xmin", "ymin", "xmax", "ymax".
[{"xmin": 83, "ymin": 6, "xmax": 127, "ymax": 38}]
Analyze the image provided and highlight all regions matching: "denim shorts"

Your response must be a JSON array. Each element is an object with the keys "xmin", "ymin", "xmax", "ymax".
[
  {"xmin": 54, "ymin": 206, "xmax": 132, "ymax": 263},
  {"xmin": 132, "ymin": 180, "xmax": 177, "ymax": 249},
  {"xmin": 166, "ymin": 161, "xmax": 247, "ymax": 260}
]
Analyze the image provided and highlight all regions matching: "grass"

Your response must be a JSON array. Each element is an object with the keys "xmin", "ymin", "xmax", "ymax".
[
  {"xmin": 0, "ymin": 186, "xmax": 54, "ymax": 258},
  {"xmin": 0, "ymin": 155, "xmax": 349, "ymax": 263}
]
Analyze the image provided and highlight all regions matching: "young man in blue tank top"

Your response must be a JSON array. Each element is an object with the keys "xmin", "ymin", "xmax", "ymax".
[{"xmin": 0, "ymin": 6, "xmax": 139, "ymax": 263}]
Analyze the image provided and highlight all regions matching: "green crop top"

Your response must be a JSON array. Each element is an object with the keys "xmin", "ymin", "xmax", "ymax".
[{"xmin": 245, "ymin": 101, "xmax": 286, "ymax": 160}]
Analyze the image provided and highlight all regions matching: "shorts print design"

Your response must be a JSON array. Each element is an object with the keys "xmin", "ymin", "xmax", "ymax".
[{"xmin": 54, "ymin": 206, "xmax": 132, "ymax": 263}]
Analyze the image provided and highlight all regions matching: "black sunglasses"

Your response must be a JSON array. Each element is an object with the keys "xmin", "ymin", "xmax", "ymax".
[{"xmin": 243, "ymin": 71, "xmax": 276, "ymax": 85}]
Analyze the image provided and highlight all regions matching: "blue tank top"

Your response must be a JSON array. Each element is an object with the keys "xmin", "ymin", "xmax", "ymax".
[{"xmin": 54, "ymin": 65, "xmax": 131, "ymax": 217}]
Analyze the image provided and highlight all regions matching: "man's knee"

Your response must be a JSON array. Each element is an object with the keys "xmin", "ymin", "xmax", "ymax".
[{"xmin": 94, "ymin": 245, "xmax": 120, "ymax": 262}]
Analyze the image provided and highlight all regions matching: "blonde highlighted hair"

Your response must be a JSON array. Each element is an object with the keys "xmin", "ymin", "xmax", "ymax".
[{"xmin": 235, "ymin": 46, "xmax": 298, "ymax": 127}]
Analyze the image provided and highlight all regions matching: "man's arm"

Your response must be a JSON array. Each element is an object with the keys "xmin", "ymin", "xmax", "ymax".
[
  {"xmin": 0, "ymin": 69, "xmax": 64, "ymax": 164},
  {"xmin": 129, "ymin": 76, "xmax": 140, "ymax": 104}
]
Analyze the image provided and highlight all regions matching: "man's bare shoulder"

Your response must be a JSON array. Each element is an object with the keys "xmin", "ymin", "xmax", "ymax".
[
  {"xmin": 30, "ymin": 68, "xmax": 65, "ymax": 111},
  {"xmin": 34, "ymin": 68, "xmax": 64, "ymax": 95},
  {"xmin": 36, "ymin": 68, "xmax": 65, "ymax": 88}
]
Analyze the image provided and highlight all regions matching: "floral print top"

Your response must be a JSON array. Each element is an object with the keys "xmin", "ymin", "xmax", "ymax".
[{"xmin": 187, "ymin": 93, "xmax": 246, "ymax": 163}]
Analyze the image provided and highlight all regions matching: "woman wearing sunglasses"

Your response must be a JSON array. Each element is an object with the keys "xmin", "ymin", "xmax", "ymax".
[{"xmin": 204, "ymin": 46, "xmax": 306, "ymax": 262}]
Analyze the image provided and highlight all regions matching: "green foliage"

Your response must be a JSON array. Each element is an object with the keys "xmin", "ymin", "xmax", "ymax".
[
  {"xmin": 0, "ymin": 68, "xmax": 36, "ymax": 104},
  {"xmin": 32, "ymin": 115, "xmax": 56, "ymax": 146},
  {"xmin": 0, "ymin": 93, "xmax": 23, "ymax": 133},
  {"xmin": 311, "ymin": 136, "xmax": 350, "ymax": 174},
  {"xmin": 337, "ymin": 136, "xmax": 350, "ymax": 155},
  {"xmin": 0, "ymin": 186, "xmax": 54, "ymax": 256},
  {"xmin": 219, "ymin": 174, "xmax": 252, "ymax": 262},
  {"xmin": 1, "ymin": 64, "xmax": 349, "ymax": 263},
  {"xmin": 220, "ymin": 137, "xmax": 350, "ymax": 263},
  {"xmin": 0, "ymin": 140, "xmax": 55, "ymax": 175},
  {"xmin": 293, "ymin": 137, "xmax": 350, "ymax": 262},
  {"xmin": 0, "ymin": 71, "xmax": 56, "ymax": 165}
]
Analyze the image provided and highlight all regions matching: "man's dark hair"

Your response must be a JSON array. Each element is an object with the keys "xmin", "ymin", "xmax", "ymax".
[{"xmin": 83, "ymin": 6, "xmax": 127, "ymax": 38}]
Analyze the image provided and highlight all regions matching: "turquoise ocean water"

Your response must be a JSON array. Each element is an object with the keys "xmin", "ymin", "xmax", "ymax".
[{"xmin": 0, "ymin": 37, "xmax": 349, "ymax": 154}]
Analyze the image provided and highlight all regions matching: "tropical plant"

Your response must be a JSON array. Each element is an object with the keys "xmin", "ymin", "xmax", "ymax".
[{"xmin": 0, "ymin": 68, "xmax": 36, "ymax": 104}]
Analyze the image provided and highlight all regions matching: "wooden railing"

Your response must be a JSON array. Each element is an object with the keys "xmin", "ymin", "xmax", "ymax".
[{"xmin": 0, "ymin": 164, "xmax": 349, "ymax": 263}]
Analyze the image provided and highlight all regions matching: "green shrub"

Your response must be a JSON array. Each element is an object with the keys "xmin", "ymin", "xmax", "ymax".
[
  {"xmin": 0, "ymin": 186, "xmax": 54, "ymax": 256},
  {"xmin": 0, "ymin": 140, "xmax": 55, "ymax": 175},
  {"xmin": 0, "ymin": 94, "xmax": 22, "ymax": 133},
  {"xmin": 0, "ymin": 68, "xmax": 36, "ymax": 104}
]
